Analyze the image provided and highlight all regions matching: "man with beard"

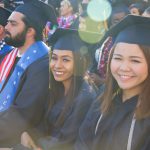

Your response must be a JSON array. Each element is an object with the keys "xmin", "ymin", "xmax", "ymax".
[
  {"xmin": 0, "ymin": 0, "xmax": 57, "ymax": 147},
  {"xmin": 0, "ymin": 7, "xmax": 13, "ymax": 62}
]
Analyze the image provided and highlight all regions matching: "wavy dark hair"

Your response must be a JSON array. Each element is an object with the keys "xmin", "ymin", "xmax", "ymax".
[
  {"xmin": 22, "ymin": 15, "xmax": 43, "ymax": 41},
  {"xmin": 99, "ymin": 45, "xmax": 150, "ymax": 120}
]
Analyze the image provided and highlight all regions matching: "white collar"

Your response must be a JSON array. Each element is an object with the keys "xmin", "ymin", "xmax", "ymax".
[{"xmin": 17, "ymin": 50, "xmax": 23, "ymax": 57}]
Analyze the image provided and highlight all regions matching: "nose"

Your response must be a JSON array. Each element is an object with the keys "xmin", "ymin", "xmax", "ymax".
[
  {"xmin": 119, "ymin": 61, "xmax": 131, "ymax": 71},
  {"xmin": 54, "ymin": 59, "xmax": 63, "ymax": 69},
  {"xmin": 5, "ymin": 23, "xmax": 9, "ymax": 31},
  {"xmin": 5, "ymin": 21, "xmax": 11, "ymax": 31}
]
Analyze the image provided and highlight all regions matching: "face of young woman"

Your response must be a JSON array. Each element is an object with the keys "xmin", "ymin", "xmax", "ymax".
[
  {"xmin": 110, "ymin": 43, "xmax": 148, "ymax": 95},
  {"xmin": 50, "ymin": 50, "xmax": 74, "ymax": 85}
]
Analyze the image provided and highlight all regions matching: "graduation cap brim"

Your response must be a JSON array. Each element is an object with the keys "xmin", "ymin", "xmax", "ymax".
[
  {"xmin": 0, "ymin": 7, "xmax": 12, "ymax": 26},
  {"xmin": 101, "ymin": 15, "xmax": 150, "ymax": 46},
  {"xmin": 49, "ymin": 27, "xmax": 105, "ymax": 46},
  {"xmin": 48, "ymin": 28, "xmax": 78, "ymax": 45}
]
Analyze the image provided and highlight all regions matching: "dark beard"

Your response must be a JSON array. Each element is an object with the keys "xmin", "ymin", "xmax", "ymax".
[{"xmin": 5, "ymin": 27, "xmax": 28, "ymax": 47}]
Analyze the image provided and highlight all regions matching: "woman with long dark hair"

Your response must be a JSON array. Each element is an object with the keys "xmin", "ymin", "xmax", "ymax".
[
  {"xmin": 11, "ymin": 28, "xmax": 96, "ymax": 150},
  {"xmin": 74, "ymin": 15, "xmax": 150, "ymax": 150}
]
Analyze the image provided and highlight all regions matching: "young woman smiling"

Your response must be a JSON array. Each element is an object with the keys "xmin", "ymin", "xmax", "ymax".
[
  {"xmin": 74, "ymin": 15, "xmax": 150, "ymax": 150},
  {"xmin": 12, "ymin": 28, "xmax": 96, "ymax": 150}
]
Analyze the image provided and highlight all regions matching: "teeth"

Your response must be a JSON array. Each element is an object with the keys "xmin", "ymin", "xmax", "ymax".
[
  {"xmin": 55, "ymin": 71, "xmax": 63, "ymax": 75},
  {"xmin": 120, "ymin": 75, "xmax": 131, "ymax": 79}
]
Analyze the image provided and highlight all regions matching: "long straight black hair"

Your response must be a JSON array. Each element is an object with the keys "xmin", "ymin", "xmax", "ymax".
[
  {"xmin": 99, "ymin": 45, "xmax": 150, "ymax": 120},
  {"xmin": 48, "ymin": 46, "xmax": 91, "ymax": 127}
]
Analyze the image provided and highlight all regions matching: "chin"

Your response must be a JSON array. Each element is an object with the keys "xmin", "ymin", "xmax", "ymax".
[
  {"xmin": 54, "ymin": 78, "xmax": 62, "ymax": 82},
  {"xmin": 118, "ymin": 83, "xmax": 133, "ymax": 90}
]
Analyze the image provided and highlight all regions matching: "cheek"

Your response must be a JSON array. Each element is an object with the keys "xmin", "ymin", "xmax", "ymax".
[
  {"xmin": 62, "ymin": 6, "xmax": 68, "ymax": 12},
  {"xmin": 11, "ymin": 30, "xmax": 20, "ymax": 38},
  {"xmin": 110, "ymin": 60, "xmax": 118, "ymax": 74},
  {"xmin": 50, "ymin": 62, "xmax": 54, "ymax": 70},
  {"xmin": 69, "ymin": 65, "xmax": 74, "ymax": 74},
  {"xmin": 135, "ymin": 65, "xmax": 148, "ymax": 79},
  {"xmin": 67, "ymin": 63, "xmax": 74, "ymax": 74}
]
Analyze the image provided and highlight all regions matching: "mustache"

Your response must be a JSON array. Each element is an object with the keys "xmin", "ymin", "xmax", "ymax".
[{"xmin": 5, "ymin": 31, "xmax": 11, "ymax": 35}]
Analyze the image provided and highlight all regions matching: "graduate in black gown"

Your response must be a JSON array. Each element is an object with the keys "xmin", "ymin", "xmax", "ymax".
[
  {"xmin": 0, "ymin": 0, "xmax": 57, "ymax": 147},
  {"xmin": 11, "ymin": 28, "xmax": 96, "ymax": 150},
  {"xmin": 74, "ymin": 15, "xmax": 150, "ymax": 150}
]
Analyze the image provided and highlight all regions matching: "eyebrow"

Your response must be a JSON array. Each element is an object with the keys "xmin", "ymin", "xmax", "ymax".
[
  {"xmin": 113, "ymin": 54, "xmax": 144, "ymax": 59},
  {"xmin": 130, "ymin": 56, "xmax": 144, "ymax": 59},
  {"xmin": 7, "ymin": 20, "xmax": 18, "ymax": 24},
  {"xmin": 52, "ymin": 53, "xmax": 73, "ymax": 58}
]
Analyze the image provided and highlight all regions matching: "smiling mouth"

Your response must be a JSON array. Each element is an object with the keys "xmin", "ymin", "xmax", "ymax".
[
  {"xmin": 54, "ymin": 71, "xmax": 64, "ymax": 75},
  {"xmin": 118, "ymin": 74, "xmax": 135, "ymax": 80}
]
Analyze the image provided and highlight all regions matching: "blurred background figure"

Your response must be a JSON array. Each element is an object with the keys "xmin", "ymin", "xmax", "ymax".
[
  {"xmin": 109, "ymin": 3, "xmax": 130, "ymax": 28},
  {"xmin": 57, "ymin": 0, "xmax": 79, "ymax": 28},
  {"xmin": 47, "ymin": 0, "xmax": 62, "ymax": 16},
  {"xmin": 78, "ymin": 10, "xmax": 108, "ymax": 91},
  {"xmin": 129, "ymin": 2, "xmax": 146, "ymax": 15},
  {"xmin": 0, "ymin": 0, "xmax": 4, "ymax": 7},
  {"xmin": 46, "ymin": 0, "xmax": 80, "ymax": 43},
  {"xmin": 0, "ymin": 7, "xmax": 13, "ymax": 61},
  {"xmin": 3, "ymin": 0, "xmax": 23, "ymax": 10},
  {"xmin": 80, "ymin": 0, "xmax": 90, "ymax": 13},
  {"xmin": 142, "ymin": 6, "xmax": 150, "ymax": 17},
  {"xmin": 85, "ymin": 3, "xmax": 130, "ymax": 91}
]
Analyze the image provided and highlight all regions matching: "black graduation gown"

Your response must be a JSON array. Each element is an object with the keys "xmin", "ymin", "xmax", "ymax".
[
  {"xmin": 38, "ymin": 81, "xmax": 96, "ymax": 150},
  {"xmin": 75, "ymin": 94, "xmax": 150, "ymax": 150},
  {"xmin": 0, "ymin": 54, "xmax": 49, "ymax": 147},
  {"xmin": 74, "ymin": 99, "xmax": 101, "ymax": 150},
  {"xmin": 13, "ymin": 81, "xmax": 96, "ymax": 150}
]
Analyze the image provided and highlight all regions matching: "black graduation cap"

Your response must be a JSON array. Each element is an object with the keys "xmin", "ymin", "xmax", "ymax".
[
  {"xmin": 112, "ymin": 3, "xmax": 129, "ymax": 15},
  {"xmin": 103, "ymin": 15, "xmax": 150, "ymax": 46},
  {"xmin": 49, "ymin": 28, "xmax": 87, "ymax": 52},
  {"xmin": 69, "ymin": 0, "xmax": 78, "ymax": 13},
  {"xmin": 14, "ymin": 0, "xmax": 57, "ymax": 33},
  {"xmin": 0, "ymin": 7, "xmax": 11, "ymax": 26}
]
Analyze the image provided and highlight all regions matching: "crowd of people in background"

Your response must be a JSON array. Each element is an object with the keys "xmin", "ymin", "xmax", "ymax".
[{"xmin": 0, "ymin": 0, "xmax": 149, "ymax": 150}]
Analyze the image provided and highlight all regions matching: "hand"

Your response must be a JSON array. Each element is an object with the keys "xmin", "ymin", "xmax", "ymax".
[
  {"xmin": 21, "ymin": 132, "xmax": 39, "ymax": 150},
  {"xmin": 87, "ymin": 72, "xmax": 104, "ymax": 86}
]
